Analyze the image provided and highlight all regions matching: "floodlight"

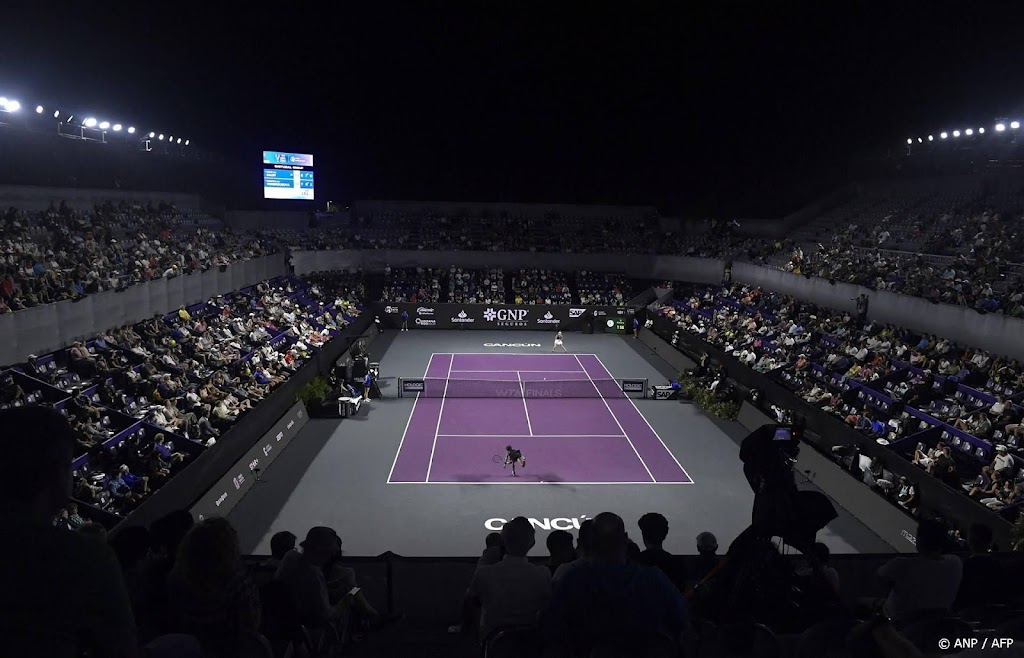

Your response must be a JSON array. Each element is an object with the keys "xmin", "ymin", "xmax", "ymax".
[
  {"xmin": 996, "ymin": 123, "xmax": 1006, "ymax": 132},
  {"xmin": 906, "ymin": 138, "xmax": 912, "ymax": 144},
  {"xmin": 112, "ymin": 124, "xmax": 122, "ymax": 132},
  {"xmin": 928, "ymin": 135, "xmax": 934, "ymax": 141},
  {"xmin": 184, "ymin": 139, "xmax": 190, "ymax": 146},
  {"xmin": 127, "ymin": 127, "xmax": 136, "ymax": 134},
  {"xmin": 965, "ymin": 128, "xmax": 974, "ymax": 136},
  {"xmin": 940, "ymin": 132, "xmax": 948, "ymax": 139},
  {"xmin": 5, "ymin": 100, "xmax": 19, "ymax": 112},
  {"xmin": 66, "ymin": 115, "xmax": 74, "ymax": 123},
  {"xmin": 979, "ymin": 127, "xmax": 985, "ymax": 134},
  {"xmin": 99, "ymin": 121, "xmax": 110, "ymax": 130},
  {"xmin": 175, "ymin": 138, "xmax": 180, "ymax": 144},
  {"xmin": 168, "ymin": 135, "xmax": 173, "ymax": 142},
  {"xmin": 953, "ymin": 130, "xmax": 960, "ymax": 137},
  {"xmin": 53, "ymin": 110, "xmax": 60, "ymax": 118},
  {"xmin": 917, "ymin": 137, "xmax": 923, "ymax": 143},
  {"xmin": 148, "ymin": 131, "xmax": 155, "ymax": 138},
  {"xmin": 1012, "ymin": 121, "xmax": 1021, "ymax": 129},
  {"xmin": 84, "ymin": 117, "xmax": 97, "ymax": 127},
  {"xmin": 35, "ymin": 105, "xmax": 43, "ymax": 114},
  {"xmin": 158, "ymin": 134, "xmax": 164, "ymax": 140}
]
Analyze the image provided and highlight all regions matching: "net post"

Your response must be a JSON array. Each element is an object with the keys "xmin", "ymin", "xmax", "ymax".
[
  {"xmin": 398, "ymin": 378, "xmax": 403, "ymax": 398},
  {"xmin": 643, "ymin": 377, "xmax": 648, "ymax": 399}
]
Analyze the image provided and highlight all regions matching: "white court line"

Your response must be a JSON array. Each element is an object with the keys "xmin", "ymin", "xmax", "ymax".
[
  {"xmin": 387, "ymin": 481, "xmax": 692, "ymax": 485},
  {"xmin": 449, "ymin": 369, "xmax": 590, "ymax": 373},
  {"xmin": 437, "ymin": 434, "xmax": 626, "ymax": 438},
  {"xmin": 424, "ymin": 353, "xmax": 453, "ymax": 482},
  {"xmin": 587, "ymin": 354, "xmax": 695, "ymax": 484},
  {"xmin": 438, "ymin": 353, "xmax": 598, "ymax": 356},
  {"xmin": 517, "ymin": 371, "xmax": 534, "ymax": 436},
  {"xmin": 573, "ymin": 354, "xmax": 655, "ymax": 482},
  {"xmin": 387, "ymin": 353, "xmax": 435, "ymax": 483}
]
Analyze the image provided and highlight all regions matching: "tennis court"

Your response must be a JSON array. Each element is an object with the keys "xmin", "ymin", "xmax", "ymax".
[{"xmin": 387, "ymin": 352, "xmax": 693, "ymax": 484}]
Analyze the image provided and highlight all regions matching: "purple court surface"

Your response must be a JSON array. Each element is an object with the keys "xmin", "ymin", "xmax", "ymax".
[{"xmin": 387, "ymin": 353, "xmax": 693, "ymax": 484}]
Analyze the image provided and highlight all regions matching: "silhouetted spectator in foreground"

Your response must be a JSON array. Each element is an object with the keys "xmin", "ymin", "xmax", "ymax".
[
  {"xmin": 0, "ymin": 407, "xmax": 139, "ymax": 657},
  {"xmin": 636, "ymin": 512, "xmax": 686, "ymax": 591},
  {"xmin": 477, "ymin": 531, "xmax": 505, "ymax": 569},
  {"xmin": 168, "ymin": 517, "xmax": 261, "ymax": 657},
  {"xmin": 955, "ymin": 523, "xmax": 1006, "ymax": 610},
  {"xmin": 545, "ymin": 529, "xmax": 577, "ymax": 576},
  {"xmin": 540, "ymin": 512, "xmax": 688, "ymax": 656},
  {"xmin": 467, "ymin": 516, "xmax": 552, "ymax": 644},
  {"xmin": 866, "ymin": 519, "xmax": 962, "ymax": 621}
]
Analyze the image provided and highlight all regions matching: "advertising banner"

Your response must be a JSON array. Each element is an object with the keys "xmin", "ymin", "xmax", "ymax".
[
  {"xmin": 190, "ymin": 399, "xmax": 309, "ymax": 521},
  {"xmin": 375, "ymin": 303, "xmax": 636, "ymax": 331}
]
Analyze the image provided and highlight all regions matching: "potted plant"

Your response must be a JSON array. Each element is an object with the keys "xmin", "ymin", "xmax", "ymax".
[{"xmin": 298, "ymin": 377, "xmax": 334, "ymax": 417}]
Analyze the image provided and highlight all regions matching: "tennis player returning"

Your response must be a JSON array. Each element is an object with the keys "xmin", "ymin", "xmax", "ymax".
[
  {"xmin": 552, "ymin": 330, "xmax": 567, "ymax": 353},
  {"xmin": 505, "ymin": 445, "xmax": 526, "ymax": 477}
]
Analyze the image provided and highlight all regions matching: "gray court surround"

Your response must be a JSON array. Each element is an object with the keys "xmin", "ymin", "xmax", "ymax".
[{"xmin": 229, "ymin": 330, "xmax": 893, "ymax": 556}]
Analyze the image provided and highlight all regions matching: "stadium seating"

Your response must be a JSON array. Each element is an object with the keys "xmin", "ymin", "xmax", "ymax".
[
  {"xmin": 0, "ymin": 200, "xmax": 277, "ymax": 312},
  {"xmin": 655, "ymin": 283, "xmax": 1024, "ymax": 522}
]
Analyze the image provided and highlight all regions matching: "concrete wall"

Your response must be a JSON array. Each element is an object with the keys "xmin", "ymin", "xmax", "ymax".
[
  {"xmin": 350, "ymin": 199, "xmax": 656, "ymax": 219},
  {"xmin": 292, "ymin": 249, "xmax": 727, "ymax": 283},
  {"xmin": 0, "ymin": 255, "xmax": 288, "ymax": 365},
  {"xmin": 0, "ymin": 184, "xmax": 214, "ymax": 212},
  {"xmin": 224, "ymin": 210, "xmax": 310, "ymax": 230}
]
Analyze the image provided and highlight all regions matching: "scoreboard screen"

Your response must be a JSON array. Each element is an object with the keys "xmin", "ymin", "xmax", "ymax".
[{"xmin": 262, "ymin": 151, "xmax": 314, "ymax": 200}]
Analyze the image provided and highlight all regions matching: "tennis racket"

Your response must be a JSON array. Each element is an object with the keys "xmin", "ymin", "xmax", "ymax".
[{"xmin": 492, "ymin": 454, "xmax": 506, "ymax": 468}]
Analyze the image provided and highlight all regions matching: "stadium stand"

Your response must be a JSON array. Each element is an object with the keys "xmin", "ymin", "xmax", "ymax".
[
  {"xmin": 511, "ymin": 269, "xmax": 572, "ymax": 305},
  {"xmin": 0, "ymin": 200, "xmax": 277, "ymax": 312},
  {"xmin": 447, "ymin": 267, "xmax": 506, "ymax": 304},
  {"xmin": 654, "ymin": 283, "xmax": 1024, "ymax": 526}
]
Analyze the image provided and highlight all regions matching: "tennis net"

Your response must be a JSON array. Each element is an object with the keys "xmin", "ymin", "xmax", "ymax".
[{"xmin": 398, "ymin": 377, "xmax": 648, "ymax": 398}]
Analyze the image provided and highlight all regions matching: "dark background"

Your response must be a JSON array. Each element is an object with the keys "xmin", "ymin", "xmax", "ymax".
[{"xmin": 1, "ymin": 1, "xmax": 1022, "ymax": 215}]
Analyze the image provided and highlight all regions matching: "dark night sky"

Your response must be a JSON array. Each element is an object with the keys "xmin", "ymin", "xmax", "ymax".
[{"xmin": 2, "ymin": 1, "xmax": 1023, "ymax": 215}]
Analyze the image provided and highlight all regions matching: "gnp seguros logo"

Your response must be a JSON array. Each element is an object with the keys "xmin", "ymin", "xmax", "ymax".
[
  {"xmin": 484, "ymin": 307, "xmax": 529, "ymax": 326},
  {"xmin": 384, "ymin": 305, "xmax": 399, "ymax": 314},
  {"xmin": 451, "ymin": 309, "xmax": 475, "ymax": 324},
  {"xmin": 416, "ymin": 307, "xmax": 434, "ymax": 316}
]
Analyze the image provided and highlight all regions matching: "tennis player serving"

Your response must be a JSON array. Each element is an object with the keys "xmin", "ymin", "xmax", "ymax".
[
  {"xmin": 505, "ymin": 445, "xmax": 526, "ymax": 477},
  {"xmin": 552, "ymin": 329, "xmax": 567, "ymax": 353}
]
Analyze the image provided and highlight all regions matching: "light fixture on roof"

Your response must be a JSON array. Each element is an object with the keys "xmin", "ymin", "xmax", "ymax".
[
  {"xmin": 907, "ymin": 138, "xmax": 912, "ymax": 144},
  {"xmin": 83, "ymin": 117, "xmax": 97, "ymax": 127},
  {"xmin": 184, "ymin": 139, "xmax": 189, "ymax": 146},
  {"xmin": 112, "ymin": 124, "xmax": 122, "ymax": 131},
  {"xmin": 99, "ymin": 121, "xmax": 110, "ymax": 130},
  {"xmin": 53, "ymin": 110, "xmax": 60, "ymax": 118},
  {"xmin": 928, "ymin": 135, "xmax": 934, "ymax": 141},
  {"xmin": 176, "ymin": 138, "xmax": 181, "ymax": 144},
  {"xmin": 35, "ymin": 105, "xmax": 43, "ymax": 114},
  {"xmin": 168, "ymin": 135, "xmax": 173, "ymax": 142},
  {"xmin": 940, "ymin": 132, "xmax": 948, "ymax": 139},
  {"xmin": 996, "ymin": 123, "xmax": 1006, "ymax": 132},
  {"xmin": 979, "ymin": 127, "xmax": 985, "ymax": 134},
  {"xmin": 1012, "ymin": 121, "xmax": 1021, "ymax": 129},
  {"xmin": 917, "ymin": 137, "xmax": 923, "ymax": 143},
  {"xmin": 148, "ymin": 131, "xmax": 155, "ymax": 138},
  {"xmin": 127, "ymin": 126, "xmax": 136, "ymax": 134},
  {"xmin": 953, "ymin": 130, "xmax": 961, "ymax": 137},
  {"xmin": 158, "ymin": 134, "xmax": 164, "ymax": 140},
  {"xmin": 965, "ymin": 128, "xmax": 974, "ymax": 136}
]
